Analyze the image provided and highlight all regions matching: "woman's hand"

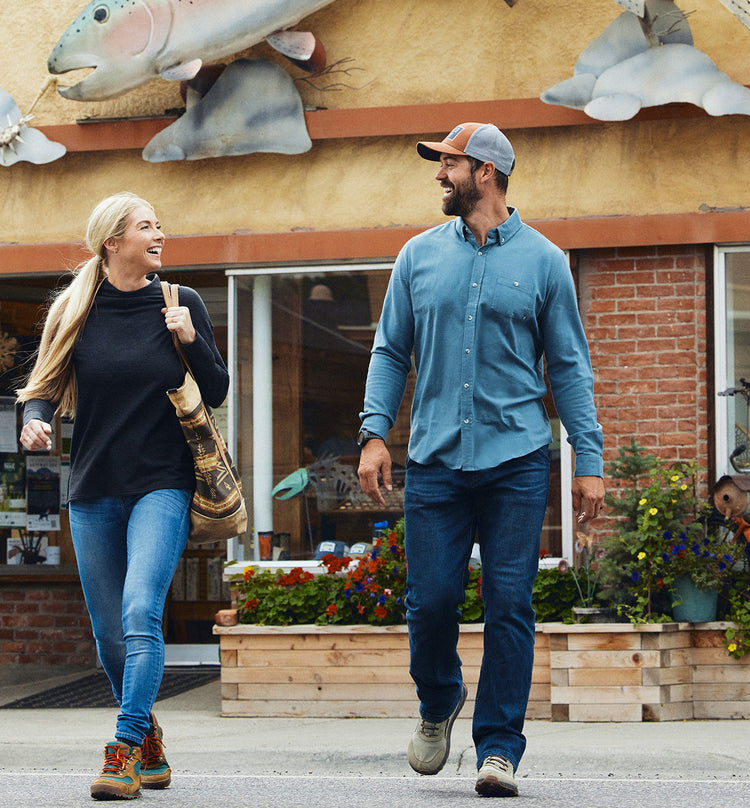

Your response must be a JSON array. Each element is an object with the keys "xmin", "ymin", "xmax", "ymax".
[
  {"xmin": 20, "ymin": 419, "xmax": 52, "ymax": 452},
  {"xmin": 162, "ymin": 305, "xmax": 196, "ymax": 344}
]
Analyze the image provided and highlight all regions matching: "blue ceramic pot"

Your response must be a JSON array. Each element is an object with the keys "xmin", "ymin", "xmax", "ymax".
[{"xmin": 671, "ymin": 576, "xmax": 718, "ymax": 623}]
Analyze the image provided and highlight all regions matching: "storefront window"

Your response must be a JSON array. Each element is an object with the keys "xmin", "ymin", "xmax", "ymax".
[
  {"xmin": 716, "ymin": 248, "xmax": 750, "ymax": 475},
  {"xmin": 228, "ymin": 266, "xmax": 567, "ymax": 562}
]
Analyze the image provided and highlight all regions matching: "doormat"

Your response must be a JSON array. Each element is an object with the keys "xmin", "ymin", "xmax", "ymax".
[{"xmin": 0, "ymin": 668, "xmax": 220, "ymax": 709}]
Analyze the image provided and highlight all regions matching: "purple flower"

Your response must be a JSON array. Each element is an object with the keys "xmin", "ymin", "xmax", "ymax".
[{"xmin": 632, "ymin": 570, "xmax": 640, "ymax": 582}]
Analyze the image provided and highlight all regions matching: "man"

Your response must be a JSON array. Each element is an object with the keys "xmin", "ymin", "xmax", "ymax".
[{"xmin": 357, "ymin": 123, "xmax": 604, "ymax": 797}]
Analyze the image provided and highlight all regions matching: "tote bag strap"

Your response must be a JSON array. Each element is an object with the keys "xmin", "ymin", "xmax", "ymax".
[{"xmin": 160, "ymin": 281, "xmax": 192, "ymax": 372}]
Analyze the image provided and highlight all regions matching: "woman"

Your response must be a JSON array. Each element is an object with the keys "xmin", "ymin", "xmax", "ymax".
[{"xmin": 17, "ymin": 192, "xmax": 229, "ymax": 800}]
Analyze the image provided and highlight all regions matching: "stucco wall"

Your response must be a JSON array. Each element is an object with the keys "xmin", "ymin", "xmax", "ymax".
[{"xmin": 2, "ymin": 0, "xmax": 750, "ymax": 246}]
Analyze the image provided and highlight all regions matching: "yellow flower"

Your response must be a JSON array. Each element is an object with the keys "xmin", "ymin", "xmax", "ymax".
[
  {"xmin": 728, "ymin": 643, "xmax": 738, "ymax": 653},
  {"xmin": 671, "ymin": 475, "xmax": 680, "ymax": 482},
  {"xmin": 639, "ymin": 498, "xmax": 647, "ymax": 506},
  {"xmin": 637, "ymin": 552, "xmax": 646, "ymax": 560},
  {"xmin": 681, "ymin": 484, "xmax": 687, "ymax": 490},
  {"xmin": 649, "ymin": 507, "xmax": 658, "ymax": 516}
]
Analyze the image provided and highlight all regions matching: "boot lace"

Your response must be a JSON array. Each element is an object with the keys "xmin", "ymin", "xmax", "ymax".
[
  {"xmin": 141, "ymin": 732, "xmax": 165, "ymax": 766},
  {"xmin": 417, "ymin": 719, "xmax": 442, "ymax": 738},
  {"xmin": 101, "ymin": 744, "xmax": 133, "ymax": 774},
  {"xmin": 483, "ymin": 755, "xmax": 512, "ymax": 773}
]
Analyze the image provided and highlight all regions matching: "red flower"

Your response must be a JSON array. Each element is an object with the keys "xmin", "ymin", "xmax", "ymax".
[
  {"xmin": 356, "ymin": 604, "xmax": 365, "ymax": 614},
  {"xmin": 374, "ymin": 605, "xmax": 388, "ymax": 619},
  {"xmin": 326, "ymin": 603, "xmax": 338, "ymax": 616},
  {"xmin": 539, "ymin": 548, "xmax": 550, "ymax": 559},
  {"xmin": 243, "ymin": 567, "xmax": 255, "ymax": 581},
  {"xmin": 278, "ymin": 567, "xmax": 314, "ymax": 586},
  {"xmin": 246, "ymin": 598, "xmax": 258, "ymax": 610}
]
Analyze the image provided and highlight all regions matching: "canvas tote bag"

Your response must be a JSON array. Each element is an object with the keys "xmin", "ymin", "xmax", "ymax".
[{"xmin": 161, "ymin": 282, "xmax": 247, "ymax": 544}]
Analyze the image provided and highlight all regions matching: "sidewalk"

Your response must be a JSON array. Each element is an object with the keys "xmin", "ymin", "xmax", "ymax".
[{"xmin": 1, "ymin": 668, "xmax": 749, "ymax": 807}]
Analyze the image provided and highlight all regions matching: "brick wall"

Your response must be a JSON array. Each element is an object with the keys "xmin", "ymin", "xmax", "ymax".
[
  {"xmin": 577, "ymin": 245, "xmax": 709, "ymax": 482},
  {"xmin": 0, "ymin": 582, "xmax": 96, "ymax": 666}
]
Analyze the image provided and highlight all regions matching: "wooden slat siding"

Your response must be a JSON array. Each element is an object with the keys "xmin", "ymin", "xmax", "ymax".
[
  {"xmin": 551, "ymin": 650, "xmax": 663, "ymax": 669},
  {"xmin": 693, "ymin": 702, "xmax": 750, "ymax": 720},
  {"xmin": 566, "ymin": 633, "xmax": 643, "ymax": 651},
  {"xmin": 641, "ymin": 666, "xmax": 692, "ymax": 686},
  {"xmin": 568, "ymin": 704, "xmax": 643, "ymax": 722},
  {"xmin": 568, "ymin": 668, "xmax": 643, "ymax": 687},
  {"xmin": 216, "ymin": 622, "xmax": 750, "ymax": 721}
]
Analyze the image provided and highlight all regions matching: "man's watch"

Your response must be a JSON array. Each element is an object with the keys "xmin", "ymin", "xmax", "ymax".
[{"xmin": 357, "ymin": 429, "xmax": 382, "ymax": 448}]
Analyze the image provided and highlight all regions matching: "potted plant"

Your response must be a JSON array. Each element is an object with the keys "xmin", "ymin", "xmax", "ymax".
[
  {"xmin": 600, "ymin": 439, "xmax": 739, "ymax": 624},
  {"xmin": 557, "ymin": 530, "xmax": 614, "ymax": 622}
]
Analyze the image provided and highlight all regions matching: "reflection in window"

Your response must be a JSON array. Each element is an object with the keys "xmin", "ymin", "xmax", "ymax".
[
  {"xmin": 721, "ymin": 252, "xmax": 750, "ymax": 473},
  {"xmin": 231, "ymin": 267, "xmax": 564, "ymax": 561}
]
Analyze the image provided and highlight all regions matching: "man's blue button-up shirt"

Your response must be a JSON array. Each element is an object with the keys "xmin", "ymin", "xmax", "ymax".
[{"xmin": 360, "ymin": 209, "xmax": 603, "ymax": 477}]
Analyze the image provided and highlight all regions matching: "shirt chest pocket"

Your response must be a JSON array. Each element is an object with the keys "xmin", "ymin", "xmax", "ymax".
[{"xmin": 485, "ymin": 277, "xmax": 534, "ymax": 322}]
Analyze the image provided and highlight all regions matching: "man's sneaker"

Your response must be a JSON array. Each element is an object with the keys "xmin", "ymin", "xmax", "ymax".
[
  {"xmin": 475, "ymin": 755, "xmax": 519, "ymax": 797},
  {"xmin": 90, "ymin": 742, "xmax": 142, "ymax": 800},
  {"xmin": 407, "ymin": 683, "xmax": 468, "ymax": 775},
  {"xmin": 141, "ymin": 712, "xmax": 171, "ymax": 789}
]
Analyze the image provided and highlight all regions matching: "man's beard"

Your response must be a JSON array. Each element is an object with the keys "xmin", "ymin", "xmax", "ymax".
[{"xmin": 442, "ymin": 174, "xmax": 481, "ymax": 217}]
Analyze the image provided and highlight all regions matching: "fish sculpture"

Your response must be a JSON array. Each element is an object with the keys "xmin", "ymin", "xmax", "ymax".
[
  {"xmin": 541, "ymin": 0, "xmax": 750, "ymax": 120},
  {"xmin": 48, "ymin": 0, "xmax": 337, "ymax": 101},
  {"xmin": 0, "ymin": 89, "xmax": 66, "ymax": 167},
  {"xmin": 142, "ymin": 59, "xmax": 312, "ymax": 161}
]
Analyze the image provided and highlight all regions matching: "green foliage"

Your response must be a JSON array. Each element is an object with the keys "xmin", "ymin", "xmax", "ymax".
[
  {"xmin": 532, "ymin": 567, "xmax": 579, "ymax": 622},
  {"xmin": 600, "ymin": 439, "xmax": 739, "ymax": 625},
  {"xmin": 723, "ymin": 551, "xmax": 750, "ymax": 659},
  {"xmin": 230, "ymin": 518, "xmax": 484, "ymax": 626}
]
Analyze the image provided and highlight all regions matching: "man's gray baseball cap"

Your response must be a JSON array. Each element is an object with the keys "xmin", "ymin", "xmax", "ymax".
[{"xmin": 417, "ymin": 122, "xmax": 515, "ymax": 176}]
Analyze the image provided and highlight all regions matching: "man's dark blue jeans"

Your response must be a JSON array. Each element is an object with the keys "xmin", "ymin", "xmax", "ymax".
[{"xmin": 404, "ymin": 446, "xmax": 550, "ymax": 771}]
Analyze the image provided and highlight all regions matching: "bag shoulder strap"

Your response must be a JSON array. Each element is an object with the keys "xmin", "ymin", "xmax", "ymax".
[
  {"xmin": 160, "ymin": 281, "xmax": 192, "ymax": 374},
  {"xmin": 160, "ymin": 280, "xmax": 179, "ymax": 309}
]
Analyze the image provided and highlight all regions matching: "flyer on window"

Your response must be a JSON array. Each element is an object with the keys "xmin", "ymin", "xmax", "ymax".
[
  {"xmin": 26, "ymin": 454, "xmax": 61, "ymax": 531},
  {"xmin": 0, "ymin": 397, "xmax": 17, "ymax": 453},
  {"xmin": 0, "ymin": 452, "xmax": 26, "ymax": 528}
]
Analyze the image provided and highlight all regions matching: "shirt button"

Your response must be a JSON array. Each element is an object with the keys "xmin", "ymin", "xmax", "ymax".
[
  {"xmin": 501, "ymin": 238, "xmax": 505, "ymax": 244},
  {"xmin": 468, "ymin": 315, "xmax": 473, "ymax": 321},
  {"xmin": 464, "ymin": 418, "xmax": 469, "ymax": 424},
  {"xmin": 478, "ymin": 251, "xmax": 483, "ymax": 256},
  {"xmin": 464, "ymin": 383, "xmax": 469, "ymax": 389},
  {"xmin": 465, "ymin": 349, "xmax": 470, "ymax": 354},
  {"xmin": 514, "ymin": 281, "xmax": 519, "ymax": 287},
  {"xmin": 472, "ymin": 283, "xmax": 478, "ymax": 288}
]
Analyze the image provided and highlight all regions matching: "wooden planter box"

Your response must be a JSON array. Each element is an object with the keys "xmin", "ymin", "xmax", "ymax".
[
  {"xmin": 214, "ymin": 621, "xmax": 750, "ymax": 721},
  {"xmin": 214, "ymin": 623, "xmax": 551, "ymax": 719}
]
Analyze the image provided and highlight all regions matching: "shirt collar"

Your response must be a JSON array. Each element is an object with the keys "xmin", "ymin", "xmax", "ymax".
[{"xmin": 454, "ymin": 207, "xmax": 522, "ymax": 246}]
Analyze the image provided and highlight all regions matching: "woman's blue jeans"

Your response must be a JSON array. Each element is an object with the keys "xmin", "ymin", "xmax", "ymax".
[
  {"xmin": 68, "ymin": 489, "xmax": 190, "ymax": 746},
  {"xmin": 404, "ymin": 448, "xmax": 549, "ymax": 771}
]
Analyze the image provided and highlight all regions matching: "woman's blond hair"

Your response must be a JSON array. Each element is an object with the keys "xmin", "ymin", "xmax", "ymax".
[{"xmin": 16, "ymin": 192, "xmax": 153, "ymax": 417}]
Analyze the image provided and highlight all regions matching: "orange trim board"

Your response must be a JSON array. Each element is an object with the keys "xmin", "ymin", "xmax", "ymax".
[
  {"xmin": 37, "ymin": 97, "xmax": 716, "ymax": 153},
  {"xmin": 1, "ymin": 211, "xmax": 749, "ymax": 276}
]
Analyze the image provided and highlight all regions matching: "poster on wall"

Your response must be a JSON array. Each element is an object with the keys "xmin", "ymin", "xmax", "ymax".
[
  {"xmin": 0, "ymin": 452, "xmax": 26, "ymax": 527},
  {"xmin": 26, "ymin": 455, "xmax": 61, "ymax": 531},
  {"xmin": 0, "ymin": 397, "xmax": 18, "ymax": 452}
]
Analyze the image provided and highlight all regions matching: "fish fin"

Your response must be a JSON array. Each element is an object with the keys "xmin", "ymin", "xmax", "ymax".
[
  {"xmin": 266, "ymin": 30, "xmax": 327, "ymax": 73},
  {"xmin": 160, "ymin": 58, "xmax": 203, "ymax": 82},
  {"xmin": 266, "ymin": 30, "xmax": 317, "ymax": 60}
]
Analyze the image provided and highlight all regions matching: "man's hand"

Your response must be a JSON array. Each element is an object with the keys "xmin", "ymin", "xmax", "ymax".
[
  {"xmin": 572, "ymin": 475, "xmax": 605, "ymax": 524},
  {"xmin": 357, "ymin": 439, "xmax": 392, "ymax": 507}
]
